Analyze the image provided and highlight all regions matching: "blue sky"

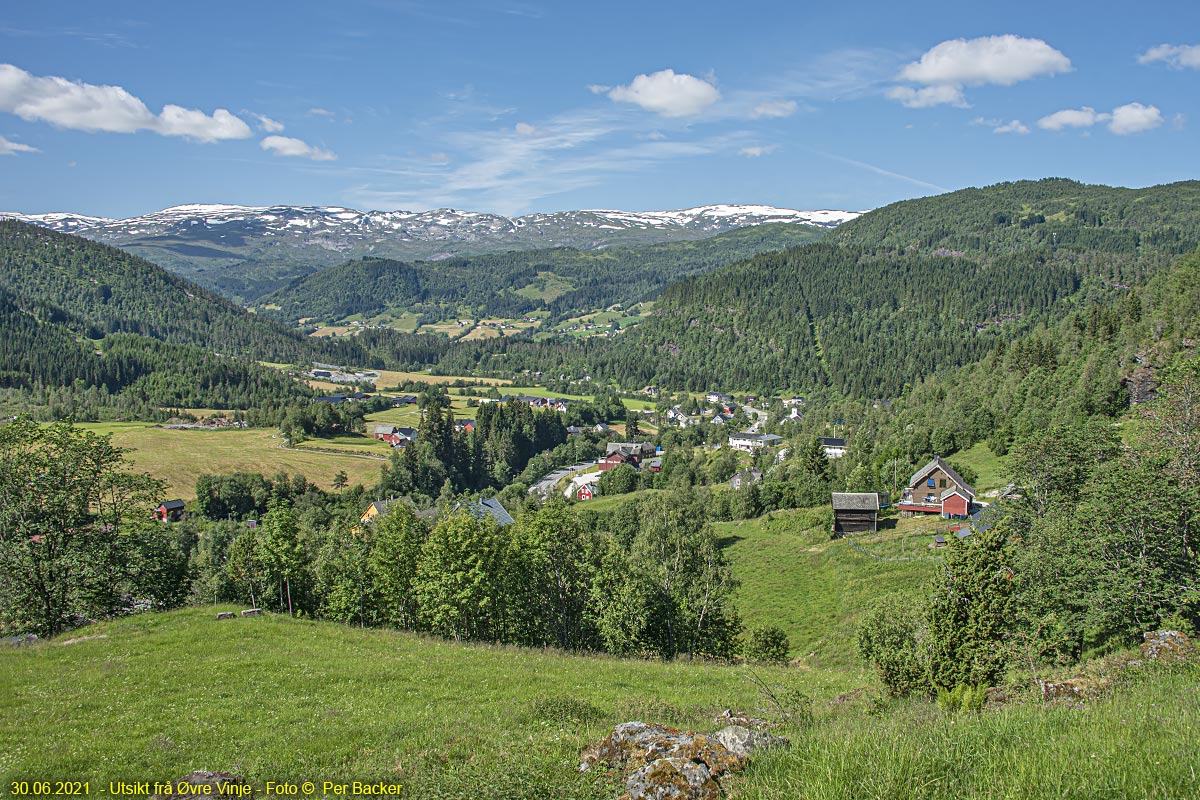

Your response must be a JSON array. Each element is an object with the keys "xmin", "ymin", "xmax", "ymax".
[{"xmin": 0, "ymin": 0, "xmax": 1196, "ymax": 217}]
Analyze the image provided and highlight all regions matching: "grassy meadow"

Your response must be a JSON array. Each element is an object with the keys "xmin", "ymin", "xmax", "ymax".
[
  {"xmin": 720, "ymin": 509, "xmax": 940, "ymax": 670},
  {"xmin": 76, "ymin": 424, "xmax": 383, "ymax": 499},
  {"xmin": 946, "ymin": 441, "xmax": 1008, "ymax": 494},
  {"xmin": 3, "ymin": 606, "xmax": 1196, "ymax": 799},
  {"xmin": 0, "ymin": 610, "xmax": 836, "ymax": 798}
]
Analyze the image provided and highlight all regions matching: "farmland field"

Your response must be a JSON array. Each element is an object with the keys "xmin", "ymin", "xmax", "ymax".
[{"xmin": 76, "ymin": 423, "xmax": 384, "ymax": 498}]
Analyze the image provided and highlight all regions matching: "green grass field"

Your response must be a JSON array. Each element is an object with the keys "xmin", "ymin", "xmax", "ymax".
[
  {"xmin": 946, "ymin": 441, "xmax": 1008, "ymax": 494},
  {"xmin": 720, "ymin": 509, "xmax": 939, "ymax": 671},
  {"xmin": 77, "ymin": 424, "xmax": 384, "ymax": 499},
  {"xmin": 3, "ymin": 607, "xmax": 1196, "ymax": 799},
  {"xmin": 0, "ymin": 610, "xmax": 837, "ymax": 797}
]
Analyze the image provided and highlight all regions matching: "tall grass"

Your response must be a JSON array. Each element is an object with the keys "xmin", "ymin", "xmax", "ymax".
[{"xmin": 737, "ymin": 660, "xmax": 1200, "ymax": 799}]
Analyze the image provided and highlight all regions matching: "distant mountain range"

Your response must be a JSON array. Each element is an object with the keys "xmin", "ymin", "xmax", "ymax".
[{"xmin": 0, "ymin": 203, "xmax": 863, "ymax": 302}]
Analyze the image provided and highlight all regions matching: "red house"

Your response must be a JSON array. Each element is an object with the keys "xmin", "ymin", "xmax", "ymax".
[
  {"xmin": 598, "ymin": 452, "xmax": 630, "ymax": 472},
  {"xmin": 155, "ymin": 499, "xmax": 186, "ymax": 522},
  {"xmin": 576, "ymin": 483, "xmax": 596, "ymax": 501},
  {"xmin": 898, "ymin": 456, "xmax": 975, "ymax": 518}
]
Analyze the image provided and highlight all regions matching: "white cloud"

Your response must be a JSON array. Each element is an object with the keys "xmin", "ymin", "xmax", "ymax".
[
  {"xmin": 251, "ymin": 113, "xmax": 284, "ymax": 132},
  {"xmin": 586, "ymin": 84, "xmax": 610, "ymax": 94},
  {"xmin": 307, "ymin": 107, "xmax": 335, "ymax": 117},
  {"xmin": 429, "ymin": 151, "xmax": 450, "ymax": 164},
  {"xmin": 1037, "ymin": 103, "xmax": 1162, "ymax": 135},
  {"xmin": 1108, "ymin": 102, "xmax": 1163, "ymax": 135},
  {"xmin": 156, "ymin": 106, "xmax": 249, "ymax": 140},
  {"xmin": 0, "ymin": 133, "xmax": 37, "ymax": 154},
  {"xmin": 1037, "ymin": 106, "xmax": 1109, "ymax": 131},
  {"xmin": 900, "ymin": 35, "xmax": 1071, "ymax": 86},
  {"xmin": 889, "ymin": 35, "xmax": 1070, "ymax": 108},
  {"xmin": 993, "ymin": 119, "xmax": 1030, "ymax": 134},
  {"xmin": 1139, "ymin": 44, "xmax": 1200, "ymax": 69},
  {"xmin": 0, "ymin": 63, "xmax": 251, "ymax": 142},
  {"xmin": 606, "ymin": 69, "xmax": 720, "ymax": 117},
  {"xmin": 738, "ymin": 145, "xmax": 777, "ymax": 157},
  {"xmin": 886, "ymin": 84, "xmax": 967, "ymax": 108},
  {"xmin": 340, "ymin": 107, "xmax": 745, "ymax": 215},
  {"xmin": 260, "ymin": 135, "xmax": 336, "ymax": 161},
  {"xmin": 751, "ymin": 100, "xmax": 797, "ymax": 118},
  {"xmin": 514, "ymin": 121, "xmax": 539, "ymax": 136}
]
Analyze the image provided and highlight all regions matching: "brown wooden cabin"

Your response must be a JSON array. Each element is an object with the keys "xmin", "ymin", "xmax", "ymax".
[{"xmin": 831, "ymin": 492, "xmax": 889, "ymax": 536}]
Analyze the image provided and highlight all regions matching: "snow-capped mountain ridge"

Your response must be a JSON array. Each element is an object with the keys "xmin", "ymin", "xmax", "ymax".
[
  {"xmin": 0, "ymin": 202, "xmax": 862, "ymax": 303},
  {"xmin": 2, "ymin": 202, "xmax": 862, "ymax": 239}
]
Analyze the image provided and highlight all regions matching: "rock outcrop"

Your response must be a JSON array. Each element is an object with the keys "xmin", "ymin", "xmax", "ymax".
[
  {"xmin": 1141, "ymin": 630, "xmax": 1193, "ymax": 662},
  {"xmin": 580, "ymin": 721, "xmax": 788, "ymax": 800}
]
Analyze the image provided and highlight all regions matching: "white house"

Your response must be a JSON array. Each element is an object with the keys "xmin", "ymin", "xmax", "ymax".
[
  {"xmin": 820, "ymin": 437, "xmax": 848, "ymax": 458},
  {"xmin": 729, "ymin": 432, "xmax": 785, "ymax": 453}
]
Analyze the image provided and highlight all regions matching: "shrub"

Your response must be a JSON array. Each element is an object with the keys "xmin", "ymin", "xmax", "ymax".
[
  {"xmin": 742, "ymin": 624, "xmax": 790, "ymax": 664},
  {"xmin": 857, "ymin": 596, "xmax": 930, "ymax": 697}
]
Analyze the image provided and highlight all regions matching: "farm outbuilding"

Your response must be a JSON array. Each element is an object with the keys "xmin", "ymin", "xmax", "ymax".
[{"xmin": 830, "ymin": 492, "xmax": 889, "ymax": 536}]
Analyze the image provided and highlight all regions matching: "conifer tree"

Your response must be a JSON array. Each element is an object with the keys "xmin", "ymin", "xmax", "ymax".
[{"xmin": 927, "ymin": 525, "xmax": 1014, "ymax": 690}]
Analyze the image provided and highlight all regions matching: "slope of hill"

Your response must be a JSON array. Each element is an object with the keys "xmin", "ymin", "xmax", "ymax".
[
  {"xmin": 261, "ymin": 222, "xmax": 827, "ymax": 324},
  {"xmin": 437, "ymin": 179, "xmax": 1200, "ymax": 397},
  {"xmin": 835, "ymin": 178, "xmax": 1200, "ymax": 269},
  {"xmin": 2, "ymin": 203, "xmax": 861, "ymax": 303},
  {"xmin": 0, "ymin": 221, "xmax": 450, "ymax": 416},
  {"xmin": 3, "ymin": 599, "xmax": 1195, "ymax": 798}
]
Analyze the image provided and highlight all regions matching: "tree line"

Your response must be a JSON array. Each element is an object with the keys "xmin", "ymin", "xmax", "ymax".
[{"xmin": 858, "ymin": 359, "xmax": 1200, "ymax": 697}]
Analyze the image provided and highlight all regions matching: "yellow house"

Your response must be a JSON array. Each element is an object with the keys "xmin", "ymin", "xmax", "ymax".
[{"xmin": 359, "ymin": 500, "xmax": 391, "ymax": 525}]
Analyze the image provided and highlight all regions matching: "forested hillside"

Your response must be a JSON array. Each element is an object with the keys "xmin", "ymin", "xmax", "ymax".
[
  {"xmin": 835, "ymin": 178, "xmax": 1200, "ymax": 270},
  {"xmin": 436, "ymin": 179, "xmax": 1200, "ymax": 397},
  {"xmin": 0, "ymin": 220, "xmax": 337, "ymax": 363},
  {"xmin": 0, "ymin": 222, "xmax": 447, "ymax": 417},
  {"xmin": 261, "ymin": 223, "xmax": 825, "ymax": 324}
]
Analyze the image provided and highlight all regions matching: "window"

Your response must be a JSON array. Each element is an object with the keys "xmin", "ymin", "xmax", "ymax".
[
  {"xmin": 939, "ymin": 479, "xmax": 947, "ymax": 489},
  {"xmin": 927, "ymin": 478, "xmax": 935, "ymax": 488}
]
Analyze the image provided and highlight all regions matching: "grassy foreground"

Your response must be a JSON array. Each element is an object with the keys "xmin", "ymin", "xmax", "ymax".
[
  {"xmin": 738, "ymin": 659, "xmax": 1200, "ymax": 800},
  {"xmin": 0, "ymin": 610, "xmax": 844, "ymax": 798},
  {"xmin": 2, "ymin": 610, "xmax": 1197, "ymax": 799}
]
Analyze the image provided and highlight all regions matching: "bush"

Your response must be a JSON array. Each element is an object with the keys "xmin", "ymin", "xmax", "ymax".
[
  {"xmin": 598, "ymin": 463, "xmax": 638, "ymax": 495},
  {"xmin": 742, "ymin": 624, "xmax": 790, "ymax": 664},
  {"xmin": 856, "ymin": 596, "xmax": 930, "ymax": 697}
]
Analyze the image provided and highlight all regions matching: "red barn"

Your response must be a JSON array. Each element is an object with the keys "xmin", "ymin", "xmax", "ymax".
[{"xmin": 155, "ymin": 499, "xmax": 186, "ymax": 522}]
